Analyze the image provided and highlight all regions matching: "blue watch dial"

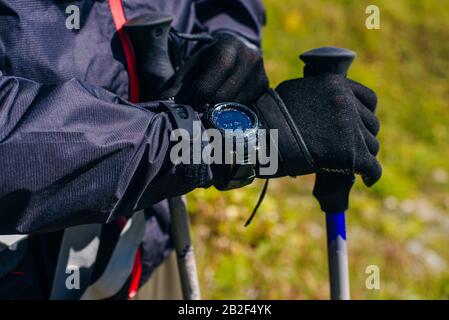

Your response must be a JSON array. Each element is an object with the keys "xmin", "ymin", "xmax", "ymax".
[{"xmin": 210, "ymin": 103, "xmax": 257, "ymax": 131}]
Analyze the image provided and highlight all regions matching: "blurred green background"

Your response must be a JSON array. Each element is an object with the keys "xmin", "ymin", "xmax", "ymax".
[{"xmin": 187, "ymin": 0, "xmax": 449, "ymax": 299}]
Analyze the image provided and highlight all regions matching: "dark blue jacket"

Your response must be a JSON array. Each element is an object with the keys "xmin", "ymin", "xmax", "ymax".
[{"xmin": 0, "ymin": 0, "xmax": 265, "ymax": 299}]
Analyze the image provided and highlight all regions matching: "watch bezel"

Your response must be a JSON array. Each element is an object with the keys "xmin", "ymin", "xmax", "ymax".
[{"xmin": 206, "ymin": 102, "xmax": 259, "ymax": 136}]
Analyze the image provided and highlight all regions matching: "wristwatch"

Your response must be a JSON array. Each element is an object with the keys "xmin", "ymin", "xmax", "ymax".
[{"xmin": 204, "ymin": 102, "xmax": 261, "ymax": 190}]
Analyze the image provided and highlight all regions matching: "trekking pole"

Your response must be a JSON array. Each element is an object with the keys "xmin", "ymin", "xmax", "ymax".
[
  {"xmin": 300, "ymin": 47, "xmax": 357, "ymax": 300},
  {"xmin": 168, "ymin": 196, "xmax": 201, "ymax": 299},
  {"xmin": 124, "ymin": 13, "xmax": 201, "ymax": 300}
]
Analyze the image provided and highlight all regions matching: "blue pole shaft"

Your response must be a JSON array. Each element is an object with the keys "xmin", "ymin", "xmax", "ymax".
[{"xmin": 325, "ymin": 212, "xmax": 350, "ymax": 300}]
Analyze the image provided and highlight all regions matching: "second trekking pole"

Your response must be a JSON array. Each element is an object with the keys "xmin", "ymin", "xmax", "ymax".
[
  {"xmin": 300, "ymin": 47, "xmax": 357, "ymax": 300},
  {"xmin": 123, "ymin": 13, "xmax": 201, "ymax": 300}
]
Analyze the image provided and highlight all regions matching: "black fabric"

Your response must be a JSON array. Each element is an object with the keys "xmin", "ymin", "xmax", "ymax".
[
  {"xmin": 312, "ymin": 172, "xmax": 355, "ymax": 213},
  {"xmin": 0, "ymin": 239, "xmax": 27, "ymax": 278},
  {"xmin": 167, "ymin": 32, "xmax": 269, "ymax": 110},
  {"xmin": 139, "ymin": 200, "xmax": 173, "ymax": 286},
  {"xmin": 0, "ymin": 240, "xmax": 45, "ymax": 300},
  {"xmin": 255, "ymin": 90, "xmax": 315, "ymax": 178},
  {"xmin": 0, "ymin": 74, "xmax": 209, "ymax": 234},
  {"xmin": 193, "ymin": 0, "xmax": 266, "ymax": 47},
  {"xmin": 256, "ymin": 74, "xmax": 381, "ymax": 187}
]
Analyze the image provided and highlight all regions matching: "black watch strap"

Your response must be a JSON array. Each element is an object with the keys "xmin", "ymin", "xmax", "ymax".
[
  {"xmin": 159, "ymin": 101, "xmax": 196, "ymax": 135},
  {"xmin": 160, "ymin": 101, "xmax": 212, "ymax": 188},
  {"xmin": 214, "ymin": 164, "xmax": 256, "ymax": 191}
]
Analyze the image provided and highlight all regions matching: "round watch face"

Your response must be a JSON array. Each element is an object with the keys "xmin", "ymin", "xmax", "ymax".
[{"xmin": 209, "ymin": 103, "xmax": 258, "ymax": 132}]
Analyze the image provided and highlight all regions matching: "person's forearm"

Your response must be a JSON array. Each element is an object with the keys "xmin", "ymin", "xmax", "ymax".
[{"xmin": 0, "ymin": 73, "xmax": 209, "ymax": 234}]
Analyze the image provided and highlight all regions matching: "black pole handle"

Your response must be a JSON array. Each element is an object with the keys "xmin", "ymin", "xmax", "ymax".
[
  {"xmin": 123, "ymin": 13, "xmax": 175, "ymax": 101},
  {"xmin": 299, "ymin": 47, "xmax": 356, "ymax": 213}
]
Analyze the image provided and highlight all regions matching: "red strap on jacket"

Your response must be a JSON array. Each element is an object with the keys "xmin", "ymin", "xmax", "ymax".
[
  {"xmin": 109, "ymin": 0, "xmax": 140, "ymax": 103},
  {"xmin": 109, "ymin": 0, "xmax": 142, "ymax": 299}
]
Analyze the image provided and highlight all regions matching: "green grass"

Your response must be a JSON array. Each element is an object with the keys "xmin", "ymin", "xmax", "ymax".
[{"xmin": 187, "ymin": 0, "xmax": 449, "ymax": 299}]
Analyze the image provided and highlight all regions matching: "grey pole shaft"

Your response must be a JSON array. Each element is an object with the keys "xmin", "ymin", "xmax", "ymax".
[
  {"xmin": 328, "ymin": 240, "xmax": 350, "ymax": 300},
  {"xmin": 169, "ymin": 196, "xmax": 201, "ymax": 300}
]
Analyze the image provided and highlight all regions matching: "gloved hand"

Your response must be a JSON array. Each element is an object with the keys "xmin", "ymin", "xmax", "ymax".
[
  {"xmin": 255, "ymin": 73, "xmax": 381, "ymax": 186},
  {"xmin": 164, "ymin": 32, "xmax": 269, "ymax": 111}
]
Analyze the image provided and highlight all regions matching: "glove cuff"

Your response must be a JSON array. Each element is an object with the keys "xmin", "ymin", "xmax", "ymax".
[{"xmin": 254, "ymin": 89, "xmax": 316, "ymax": 177}]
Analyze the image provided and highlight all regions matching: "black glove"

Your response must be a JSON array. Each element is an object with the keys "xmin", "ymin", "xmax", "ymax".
[
  {"xmin": 165, "ymin": 32, "xmax": 269, "ymax": 111},
  {"xmin": 255, "ymin": 73, "xmax": 381, "ymax": 186}
]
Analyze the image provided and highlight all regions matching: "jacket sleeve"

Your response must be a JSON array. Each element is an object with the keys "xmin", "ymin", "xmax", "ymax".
[
  {"xmin": 0, "ymin": 71, "xmax": 210, "ymax": 234},
  {"xmin": 193, "ymin": 0, "xmax": 266, "ymax": 47}
]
